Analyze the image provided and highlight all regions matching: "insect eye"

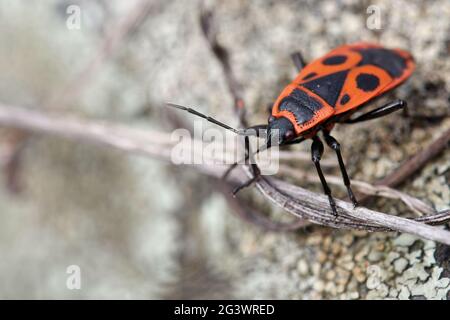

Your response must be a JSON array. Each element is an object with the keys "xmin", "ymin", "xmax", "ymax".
[{"xmin": 284, "ymin": 130, "xmax": 295, "ymax": 140}]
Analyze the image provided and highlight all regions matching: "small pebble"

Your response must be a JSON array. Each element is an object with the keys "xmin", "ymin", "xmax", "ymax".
[
  {"xmin": 341, "ymin": 234, "xmax": 354, "ymax": 247},
  {"xmin": 331, "ymin": 242, "xmax": 341, "ymax": 256},
  {"xmin": 348, "ymin": 291, "xmax": 359, "ymax": 300},
  {"xmin": 325, "ymin": 282, "xmax": 337, "ymax": 295},
  {"xmin": 311, "ymin": 263, "xmax": 321, "ymax": 276},
  {"xmin": 317, "ymin": 252, "xmax": 328, "ymax": 263},
  {"xmin": 325, "ymin": 270, "xmax": 336, "ymax": 281},
  {"xmin": 393, "ymin": 234, "xmax": 418, "ymax": 247},
  {"xmin": 297, "ymin": 259, "xmax": 309, "ymax": 276},
  {"xmin": 398, "ymin": 287, "xmax": 411, "ymax": 300},
  {"xmin": 353, "ymin": 266, "xmax": 367, "ymax": 283},
  {"xmin": 313, "ymin": 280, "xmax": 325, "ymax": 292},
  {"xmin": 394, "ymin": 258, "xmax": 409, "ymax": 274}
]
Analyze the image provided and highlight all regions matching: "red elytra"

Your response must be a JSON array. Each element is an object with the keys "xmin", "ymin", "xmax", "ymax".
[{"xmin": 271, "ymin": 42, "xmax": 415, "ymax": 136}]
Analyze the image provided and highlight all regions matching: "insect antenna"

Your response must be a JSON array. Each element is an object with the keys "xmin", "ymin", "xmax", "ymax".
[
  {"xmin": 167, "ymin": 102, "xmax": 270, "ymax": 180},
  {"xmin": 166, "ymin": 102, "xmax": 241, "ymax": 135}
]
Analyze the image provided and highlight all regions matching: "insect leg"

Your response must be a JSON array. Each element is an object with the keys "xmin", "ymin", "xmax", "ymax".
[
  {"xmin": 222, "ymin": 124, "xmax": 267, "ymax": 180},
  {"xmin": 323, "ymin": 131, "xmax": 358, "ymax": 207},
  {"xmin": 291, "ymin": 52, "xmax": 307, "ymax": 72},
  {"xmin": 222, "ymin": 136, "xmax": 251, "ymax": 181},
  {"xmin": 342, "ymin": 99, "xmax": 407, "ymax": 124},
  {"xmin": 311, "ymin": 136, "xmax": 338, "ymax": 216},
  {"xmin": 232, "ymin": 165, "xmax": 260, "ymax": 195},
  {"xmin": 232, "ymin": 136, "xmax": 261, "ymax": 195},
  {"xmin": 242, "ymin": 124, "xmax": 268, "ymax": 138}
]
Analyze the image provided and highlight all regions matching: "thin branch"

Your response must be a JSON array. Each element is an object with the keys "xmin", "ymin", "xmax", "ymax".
[
  {"xmin": 253, "ymin": 173, "xmax": 450, "ymax": 241},
  {"xmin": 0, "ymin": 0, "xmax": 155, "ymax": 195},
  {"xmin": 278, "ymin": 165, "xmax": 436, "ymax": 216},
  {"xmin": 217, "ymin": 184, "xmax": 309, "ymax": 232},
  {"xmin": 200, "ymin": 9, "xmax": 247, "ymax": 126},
  {"xmin": 0, "ymin": 129, "xmax": 28, "ymax": 193},
  {"xmin": 375, "ymin": 127, "xmax": 450, "ymax": 188},
  {"xmin": 356, "ymin": 127, "xmax": 450, "ymax": 205},
  {"xmin": 0, "ymin": 104, "xmax": 449, "ymax": 244}
]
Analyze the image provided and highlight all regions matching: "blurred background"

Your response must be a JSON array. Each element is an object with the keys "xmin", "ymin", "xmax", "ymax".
[{"xmin": 0, "ymin": 0, "xmax": 449, "ymax": 299}]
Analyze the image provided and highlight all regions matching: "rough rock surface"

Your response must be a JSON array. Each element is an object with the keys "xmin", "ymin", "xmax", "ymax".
[{"xmin": 0, "ymin": 0, "xmax": 449, "ymax": 299}]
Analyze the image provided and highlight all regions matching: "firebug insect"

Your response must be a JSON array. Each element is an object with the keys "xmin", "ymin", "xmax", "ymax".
[{"xmin": 168, "ymin": 42, "xmax": 415, "ymax": 215}]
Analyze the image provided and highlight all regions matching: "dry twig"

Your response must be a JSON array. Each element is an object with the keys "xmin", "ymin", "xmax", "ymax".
[
  {"xmin": 0, "ymin": 104, "xmax": 449, "ymax": 244},
  {"xmin": 200, "ymin": 9, "xmax": 247, "ymax": 126},
  {"xmin": 278, "ymin": 165, "xmax": 437, "ymax": 216},
  {"xmin": 375, "ymin": 127, "xmax": 450, "ymax": 188},
  {"xmin": 1, "ymin": 0, "xmax": 155, "ymax": 195}
]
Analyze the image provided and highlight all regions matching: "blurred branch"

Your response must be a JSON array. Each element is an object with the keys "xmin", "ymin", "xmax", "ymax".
[
  {"xmin": 200, "ymin": 9, "xmax": 247, "ymax": 126},
  {"xmin": 0, "ymin": 129, "xmax": 28, "ymax": 193},
  {"xmin": 0, "ymin": 103, "xmax": 449, "ymax": 244},
  {"xmin": 374, "ymin": 127, "xmax": 450, "ymax": 188},
  {"xmin": 355, "ymin": 127, "xmax": 450, "ymax": 206},
  {"xmin": 0, "ymin": 0, "xmax": 155, "ymax": 194},
  {"xmin": 217, "ymin": 184, "xmax": 310, "ymax": 232}
]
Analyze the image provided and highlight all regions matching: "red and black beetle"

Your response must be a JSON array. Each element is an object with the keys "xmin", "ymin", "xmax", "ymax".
[{"xmin": 168, "ymin": 42, "xmax": 415, "ymax": 215}]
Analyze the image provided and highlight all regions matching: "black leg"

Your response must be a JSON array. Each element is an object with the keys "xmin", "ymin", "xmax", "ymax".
[
  {"xmin": 222, "ymin": 162, "xmax": 238, "ymax": 180},
  {"xmin": 311, "ymin": 136, "xmax": 338, "ymax": 216},
  {"xmin": 222, "ymin": 124, "xmax": 267, "ymax": 180},
  {"xmin": 226, "ymin": 133, "xmax": 306, "ymax": 181},
  {"xmin": 232, "ymin": 164, "xmax": 260, "ymax": 195},
  {"xmin": 342, "ymin": 99, "xmax": 407, "ymax": 124},
  {"xmin": 242, "ymin": 124, "xmax": 268, "ymax": 138},
  {"xmin": 323, "ymin": 131, "xmax": 358, "ymax": 207},
  {"xmin": 291, "ymin": 51, "xmax": 306, "ymax": 72},
  {"xmin": 232, "ymin": 136, "xmax": 261, "ymax": 195},
  {"xmin": 221, "ymin": 137, "xmax": 250, "ymax": 180}
]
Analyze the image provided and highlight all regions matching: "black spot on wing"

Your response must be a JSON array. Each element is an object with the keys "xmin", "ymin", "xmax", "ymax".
[
  {"xmin": 278, "ymin": 97, "xmax": 314, "ymax": 125},
  {"xmin": 355, "ymin": 48, "xmax": 407, "ymax": 78},
  {"xmin": 323, "ymin": 55, "xmax": 347, "ymax": 65},
  {"xmin": 356, "ymin": 73, "xmax": 380, "ymax": 92},
  {"xmin": 302, "ymin": 72, "xmax": 317, "ymax": 80},
  {"xmin": 340, "ymin": 94, "xmax": 350, "ymax": 105},
  {"xmin": 301, "ymin": 70, "xmax": 348, "ymax": 107}
]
